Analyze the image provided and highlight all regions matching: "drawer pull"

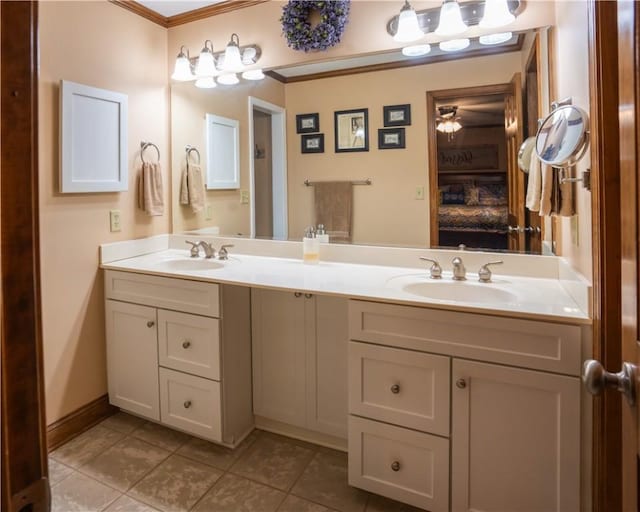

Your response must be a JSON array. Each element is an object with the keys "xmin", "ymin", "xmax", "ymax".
[
  {"xmin": 391, "ymin": 461, "xmax": 401, "ymax": 472},
  {"xmin": 183, "ymin": 400, "xmax": 192, "ymax": 409},
  {"xmin": 182, "ymin": 340, "xmax": 192, "ymax": 349},
  {"xmin": 294, "ymin": 292, "xmax": 302, "ymax": 298},
  {"xmin": 147, "ymin": 320, "xmax": 155, "ymax": 328},
  {"xmin": 305, "ymin": 293, "xmax": 313, "ymax": 299},
  {"xmin": 390, "ymin": 384, "xmax": 401, "ymax": 394},
  {"xmin": 456, "ymin": 378, "xmax": 467, "ymax": 389}
]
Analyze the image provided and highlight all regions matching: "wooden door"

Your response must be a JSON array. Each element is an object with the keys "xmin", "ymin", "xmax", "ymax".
[
  {"xmin": 451, "ymin": 359, "xmax": 581, "ymax": 511},
  {"xmin": 505, "ymin": 73, "xmax": 525, "ymax": 251}
]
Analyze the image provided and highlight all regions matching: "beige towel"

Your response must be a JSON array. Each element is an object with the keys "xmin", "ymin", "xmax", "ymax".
[
  {"xmin": 556, "ymin": 169, "xmax": 575, "ymax": 217},
  {"xmin": 313, "ymin": 181, "xmax": 353, "ymax": 243},
  {"xmin": 538, "ymin": 163, "xmax": 553, "ymax": 216},
  {"xmin": 179, "ymin": 163, "xmax": 205, "ymax": 213},
  {"xmin": 137, "ymin": 162, "xmax": 164, "ymax": 216},
  {"xmin": 525, "ymin": 150, "xmax": 542, "ymax": 212}
]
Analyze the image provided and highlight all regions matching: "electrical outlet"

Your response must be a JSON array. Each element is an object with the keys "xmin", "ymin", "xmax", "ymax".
[
  {"xmin": 109, "ymin": 210, "xmax": 121, "ymax": 232},
  {"xmin": 240, "ymin": 190, "xmax": 250, "ymax": 204},
  {"xmin": 415, "ymin": 186, "xmax": 425, "ymax": 200},
  {"xmin": 205, "ymin": 204, "xmax": 213, "ymax": 220}
]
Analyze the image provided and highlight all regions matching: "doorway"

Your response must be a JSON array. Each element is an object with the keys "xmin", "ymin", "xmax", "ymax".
[{"xmin": 248, "ymin": 97, "xmax": 287, "ymax": 240}]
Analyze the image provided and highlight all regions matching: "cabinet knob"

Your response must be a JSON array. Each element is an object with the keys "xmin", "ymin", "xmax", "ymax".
[
  {"xmin": 305, "ymin": 293, "xmax": 313, "ymax": 299},
  {"xmin": 147, "ymin": 320, "xmax": 155, "ymax": 328},
  {"xmin": 294, "ymin": 292, "xmax": 302, "ymax": 298},
  {"xmin": 183, "ymin": 400, "xmax": 192, "ymax": 409},
  {"xmin": 456, "ymin": 378, "xmax": 467, "ymax": 389},
  {"xmin": 390, "ymin": 384, "xmax": 401, "ymax": 394},
  {"xmin": 182, "ymin": 340, "xmax": 191, "ymax": 349},
  {"xmin": 391, "ymin": 461, "xmax": 401, "ymax": 472}
]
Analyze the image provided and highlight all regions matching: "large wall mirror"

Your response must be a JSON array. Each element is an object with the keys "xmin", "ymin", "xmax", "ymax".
[{"xmin": 171, "ymin": 28, "xmax": 554, "ymax": 254}]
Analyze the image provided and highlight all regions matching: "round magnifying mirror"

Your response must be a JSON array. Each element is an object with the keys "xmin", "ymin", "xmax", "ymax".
[{"xmin": 535, "ymin": 105, "xmax": 589, "ymax": 167}]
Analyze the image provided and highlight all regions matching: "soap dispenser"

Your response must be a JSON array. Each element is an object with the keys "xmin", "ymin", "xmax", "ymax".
[
  {"xmin": 316, "ymin": 224, "xmax": 329, "ymax": 243},
  {"xmin": 303, "ymin": 226, "xmax": 319, "ymax": 264}
]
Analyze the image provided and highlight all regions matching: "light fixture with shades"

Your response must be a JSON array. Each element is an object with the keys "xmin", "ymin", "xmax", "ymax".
[
  {"xmin": 393, "ymin": 0, "xmax": 424, "ymax": 43},
  {"xmin": 480, "ymin": 0, "xmax": 515, "ymax": 28},
  {"xmin": 171, "ymin": 35, "xmax": 263, "ymax": 88},
  {"xmin": 435, "ymin": 0, "xmax": 468, "ymax": 37},
  {"xmin": 402, "ymin": 43, "xmax": 431, "ymax": 57},
  {"xmin": 436, "ymin": 105, "xmax": 463, "ymax": 141},
  {"xmin": 439, "ymin": 38, "xmax": 470, "ymax": 52},
  {"xmin": 479, "ymin": 31, "xmax": 513, "ymax": 45}
]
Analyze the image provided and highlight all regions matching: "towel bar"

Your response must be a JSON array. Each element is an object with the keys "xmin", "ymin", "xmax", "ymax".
[
  {"xmin": 304, "ymin": 178, "xmax": 372, "ymax": 186},
  {"xmin": 140, "ymin": 141, "xmax": 160, "ymax": 164}
]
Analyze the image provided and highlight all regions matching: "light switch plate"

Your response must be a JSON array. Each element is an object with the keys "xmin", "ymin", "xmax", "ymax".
[
  {"xmin": 240, "ymin": 190, "xmax": 250, "ymax": 204},
  {"xmin": 205, "ymin": 204, "xmax": 213, "ymax": 220},
  {"xmin": 415, "ymin": 186, "xmax": 425, "ymax": 200},
  {"xmin": 109, "ymin": 210, "xmax": 121, "ymax": 232}
]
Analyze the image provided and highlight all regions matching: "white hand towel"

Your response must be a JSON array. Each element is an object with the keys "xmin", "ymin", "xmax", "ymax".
[
  {"xmin": 525, "ymin": 150, "xmax": 542, "ymax": 212},
  {"xmin": 538, "ymin": 164, "xmax": 553, "ymax": 217}
]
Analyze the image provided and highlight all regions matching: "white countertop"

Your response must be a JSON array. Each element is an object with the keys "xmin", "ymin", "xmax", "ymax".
[{"xmin": 101, "ymin": 248, "xmax": 590, "ymax": 324}]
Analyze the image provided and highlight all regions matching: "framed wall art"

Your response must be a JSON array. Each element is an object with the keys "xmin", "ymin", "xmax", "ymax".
[
  {"xmin": 383, "ymin": 104, "xmax": 411, "ymax": 127},
  {"xmin": 378, "ymin": 128, "xmax": 406, "ymax": 149},
  {"xmin": 301, "ymin": 133, "xmax": 324, "ymax": 153},
  {"xmin": 296, "ymin": 113, "xmax": 320, "ymax": 133},
  {"xmin": 334, "ymin": 108, "xmax": 369, "ymax": 152}
]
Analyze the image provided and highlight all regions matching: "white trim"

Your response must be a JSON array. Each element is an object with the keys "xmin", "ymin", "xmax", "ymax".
[{"xmin": 248, "ymin": 96, "xmax": 288, "ymax": 240}]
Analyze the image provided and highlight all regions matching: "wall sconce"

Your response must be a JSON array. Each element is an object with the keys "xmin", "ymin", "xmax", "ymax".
[
  {"xmin": 387, "ymin": 0, "xmax": 523, "ymax": 54},
  {"xmin": 171, "ymin": 35, "xmax": 263, "ymax": 88},
  {"xmin": 393, "ymin": 0, "xmax": 424, "ymax": 43}
]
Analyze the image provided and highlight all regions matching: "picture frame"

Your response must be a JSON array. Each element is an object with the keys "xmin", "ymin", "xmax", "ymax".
[
  {"xmin": 296, "ymin": 113, "xmax": 320, "ymax": 133},
  {"xmin": 334, "ymin": 108, "xmax": 369, "ymax": 152},
  {"xmin": 301, "ymin": 133, "xmax": 324, "ymax": 154},
  {"xmin": 383, "ymin": 104, "xmax": 411, "ymax": 127},
  {"xmin": 378, "ymin": 128, "xmax": 406, "ymax": 149}
]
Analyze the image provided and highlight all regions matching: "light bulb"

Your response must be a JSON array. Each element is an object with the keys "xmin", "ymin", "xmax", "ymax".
[
  {"xmin": 221, "ymin": 33, "xmax": 243, "ymax": 72},
  {"xmin": 402, "ymin": 44, "xmax": 431, "ymax": 57},
  {"xmin": 480, "ymin": 0, "xmax": 515, "ymax": 28},
  {"xmin": 195, "ymin": 40, "xmax": 216, "ymax": 77},
  {"xmin": 435, "ymin": 0, "xmax": 468, "ymax": 36},
  {"xmin": 195, "ymin": 77, "xmax": 217, "ymax": 89},
  {"xmin": 217, "ymin": 73, "xmax": 239, "ymax": 85},
  {"xmin": 171, "ymin": 47, "xmax": 194, "ymax": 81},
  {"xmin": 479, "ymin": 32, "xmax": 513, "ymax": 45},
  {"xmin": 242, "ymin": 69, "xmax": 265, "ymax": 80},
  {"xmin": 439, "ymin": 38, "xmax": 470, "ymax": 52},
  {"xmin": 393, "ymin": 1, "xmax": 424, "ymax": 43}
]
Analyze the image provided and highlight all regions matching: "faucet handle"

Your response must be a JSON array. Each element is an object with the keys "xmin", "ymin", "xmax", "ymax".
[
  {"xmin": 419, "ymin": 257, "xmax": 442, "ymax": 279},
  {"xmin": 198, "ymin": 241, "xmax": 216, "ymax": 259},
  {"xmin": 478, "ymin": 260, "xmax": 504, "ymax": 282},
  {"xmin": 185, "ymin": 240, "xmax": 200, "ymax": 258},
  {"xmin": 218, "ymin": 244, "xmax": 234, "ymax": 260}
]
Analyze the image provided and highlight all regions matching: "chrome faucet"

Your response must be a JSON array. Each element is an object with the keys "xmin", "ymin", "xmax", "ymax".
[
  {"xmin": 452, "ymin": 256, "xmax": 466, "ymax": 281},
  {"xmin": 478, "ymin": 261, "xmax": 504, "ymax": 282},
  {"xmin": 185, "ymin": 240, "xmax": 200, "ymax": 258},
  {"xmin": 419, "ymin": 257, "xmax": 442, "ymax": 279},
  {"xmin": 197, "ymin": 241, "xmax": 216, "ymax": 259},
  {"xmin": 218, "ymin": 244, "xmax": 234, "ymax": 260}
]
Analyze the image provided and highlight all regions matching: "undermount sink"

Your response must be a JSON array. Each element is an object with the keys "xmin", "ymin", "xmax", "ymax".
[
  {"xmin": 153, "ymin": 258, "xmax": 224, "ymax": 271},
  {"xmin": 401, "ymin": 280, "xmax": 518, "ymax": 304}
]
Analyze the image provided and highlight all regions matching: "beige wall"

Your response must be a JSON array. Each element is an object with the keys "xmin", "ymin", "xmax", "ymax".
[
  {"xmin": 39, "ymin": 1, "xmax": 169, "ymax": 423},
  {"xmin": 171, "ymin": 78, "xmax": 285, "ymax": 234},
  {"xmin": 551, "ymin": 0, "xmax": 592, "ymax": 282},
  {"xmin": 286, "ymin": 52, "xmax": 522, "ymax": 246}
]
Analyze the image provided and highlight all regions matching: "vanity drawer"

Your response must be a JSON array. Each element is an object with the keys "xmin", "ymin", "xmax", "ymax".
[
  {"xmin": 349, "ymin": 341, "xmax": 449, "ymax": 436},
  {"xmin": 159, "ymin": 367, "xmax": 222, "ymax": 442},
  {"xmin": 158, "ymin": 310, "xmax": 220, "ymax": 380},
  {"xmin": 105, "ymin": 270, "xmax": 219, "ymax": 317},
  {"xmin": 349, "ymin": 300, "xmax": 582, "ymax": 375},
  {"xmin": 349, "ymin": 416, "xmax": 449, "ymax": 512}
]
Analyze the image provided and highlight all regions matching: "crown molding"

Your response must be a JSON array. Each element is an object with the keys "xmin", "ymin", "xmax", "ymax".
[{"xmin": 109, "ymin": 0, "xmax": 168, "ymax": 27}]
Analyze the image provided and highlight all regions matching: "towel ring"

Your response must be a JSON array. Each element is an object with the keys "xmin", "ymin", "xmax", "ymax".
[
  {"xmin": 140, "ymin": 141, "xmax": 160, "ymax": 164},
  {"xmin": 186, "ymin": 145, "xmax": 201, "ymax": 165}
]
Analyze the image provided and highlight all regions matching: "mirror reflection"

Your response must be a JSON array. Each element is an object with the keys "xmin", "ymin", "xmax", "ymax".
[{"xmin": 171, "ymin": 29, "xmax": 551, "ymax": 254}]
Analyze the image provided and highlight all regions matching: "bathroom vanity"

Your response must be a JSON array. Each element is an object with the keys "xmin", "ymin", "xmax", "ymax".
[{"xmin": 100, "ymin": 235, "xmax": 590, "ymax": 512}]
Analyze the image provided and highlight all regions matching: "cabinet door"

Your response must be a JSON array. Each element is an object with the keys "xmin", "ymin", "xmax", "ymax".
[
  {"xmin": 306, "ymin": 295, "xmax": 349, "ymax": 438},
  {"xmin": 105, "ymin": 300, "xmax": 159, "ymax": 420},
  {"xmin": 251, "ymin": 289, "xmax": 307, "ymax": 427},
  {"xmin": 451, "ymin": 359, "xmax": 581, "ymax": 512}
]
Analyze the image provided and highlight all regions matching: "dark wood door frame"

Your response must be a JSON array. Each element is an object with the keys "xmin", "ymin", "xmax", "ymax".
[{"xmin": 0, "ymin": 2, "xmax": 50, "ymax": 511}]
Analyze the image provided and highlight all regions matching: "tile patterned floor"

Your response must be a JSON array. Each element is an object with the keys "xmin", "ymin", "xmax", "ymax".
[{"xmin": 49, "ymin": 412, "xmax": 425, "ymax": 512}]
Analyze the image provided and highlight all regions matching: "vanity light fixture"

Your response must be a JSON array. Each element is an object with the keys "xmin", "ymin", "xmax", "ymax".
[
  {"xmin": 480, "ymin": 0, "xmax": 515, "ymax": 28},
  {"xmin": 402, "ymin": 43, "xmax": 431, "ymax": 57},
  {"xmin": 439, "ymin": 38, "xmax": 470, "ymax": 52},
  {"xmin": 479, "ymin": 31, "xmax": 513, "ymax": 45},
  {"xmin": 393, "ymin": 0, "xmax": 424, "ymax": 43},
  {"xmin": 435, "ymin": 0, "xmax": 468, "ymax": 37},
  {"xmin": 195, "ymin": 77, "xmax": 217, "ymax": 89},
  {"xmin": 242, "ymin": 69, "xmax": 266, "ymax": 80},
  {"xmin": 171, "ymin": 46, "xmax": 195, "ymax": 81},
  {"xmin": 195, "ymin": 40, "xmax": 216, "ymax": 77},
  {"xmin": 217, "ymin": 73, "xmax": 240, "ymax": 86},
  {"xmin": 220, "ymin": 33, "xmax": 244, "ymax": 72}
]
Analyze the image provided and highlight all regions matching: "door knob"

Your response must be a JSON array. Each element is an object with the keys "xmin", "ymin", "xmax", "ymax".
[
  {"xmin": 583, "ymin": 359, "xmax": 637, "ymax": 406},
  {"xmin": 507, "ymin": 225, "xmax": 522, "ymax": 233}
]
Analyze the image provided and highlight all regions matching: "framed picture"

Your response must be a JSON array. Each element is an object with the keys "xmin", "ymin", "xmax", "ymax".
[
  {"xmin": 334, "ymin": 108, "xmax": 369, "ymax": 152},
  {"xmin": 383, "ymin": 104, "xmax": 411, "ymax": 127},
  {"xmin": 296, "ymin": 113, "xmax": 320, "ymax": 133},
  {"xmin": 301, "ymin": 133, "xmax": 324, "ymax": 153},
  {"xmin": 438, "ymin": 145, "xmax": 500, "ymax": 172},
  {"xmin": 378, "ymin": 128, "xmax": 406, "ymax": 149}
]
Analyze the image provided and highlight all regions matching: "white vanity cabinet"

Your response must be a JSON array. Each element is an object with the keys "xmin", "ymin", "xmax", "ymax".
[
  {"xmin": 104, "ymin": 270, "xmax": 253, "ymax": 447},
  {"xmin": 251, "ymin": 288, "xmax": 349, "ymax": 442},
  {"xmin": 348, "ymin": 300, "xmax": 583, "ymax": 512}
]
